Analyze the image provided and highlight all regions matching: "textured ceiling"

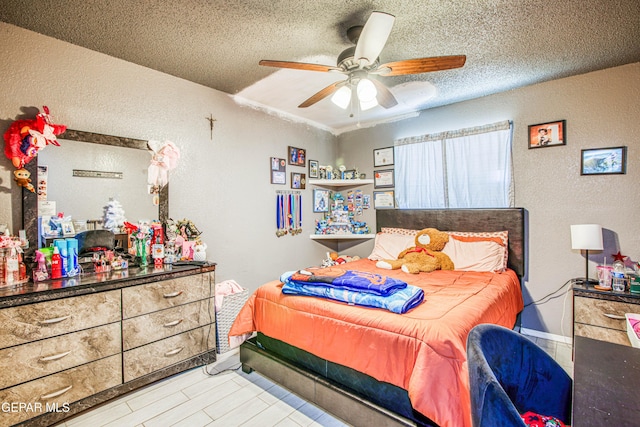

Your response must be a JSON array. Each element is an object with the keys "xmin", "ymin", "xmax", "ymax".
[{"xmin": 2, "ymin": 0, "xmax": 639, "ymax": 134}]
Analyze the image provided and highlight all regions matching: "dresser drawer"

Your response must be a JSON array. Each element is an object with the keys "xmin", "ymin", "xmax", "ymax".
[
  {"xmin": 122, "ymin": 274, "xmax": 209, "ymax": 319},
  {"xmin": 0, "ymin": 354, "xmax": 121, "ymax": 426},
  {"xmin": 123, "ymin": 325, "xmax": 214, "ymax": 382},
  {"xmin": 0, "ymin": 322, "xmax": 121, "ymax": 389},
  {"xmin": 123, "ymin": 298, "xmax": 214, "ymax": 350},
  {"xmin": 573, "ymin": 323, "xmax": 630, "ymax": 346},
  {"xmin": 0, "ymin": 290, "xmax": 121, "ymax": 349},
  {"xmin": 574, "ymin": 296, "xmax": 639, "ymax": 331}
]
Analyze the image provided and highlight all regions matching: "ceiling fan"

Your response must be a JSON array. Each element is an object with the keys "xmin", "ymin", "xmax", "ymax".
[{"xmin": 259, "ymin": 11, "xmax": 466, "ymax": 111}]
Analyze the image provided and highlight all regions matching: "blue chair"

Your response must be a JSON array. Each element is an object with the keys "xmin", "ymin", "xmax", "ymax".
[{"xmin": 466, "ymin": 324, "xmax": 572, "ymax": 427}]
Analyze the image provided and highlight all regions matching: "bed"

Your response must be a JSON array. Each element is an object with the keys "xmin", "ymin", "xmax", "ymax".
[{"xmin": 229, "ymin": 208, "xmax": 526, "ymax": 427}]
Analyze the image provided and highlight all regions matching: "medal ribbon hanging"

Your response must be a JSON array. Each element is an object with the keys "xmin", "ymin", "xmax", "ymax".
[{"xmin": 276, "ymin": 191, "xmax": 302, "ymax": 237}]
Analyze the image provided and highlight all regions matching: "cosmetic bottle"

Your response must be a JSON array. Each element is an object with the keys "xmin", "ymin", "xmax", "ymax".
[
  {"xmin": 53, "ymin": 239, "xmax": 68, "ymax": 277},
  {"xmin": 18, "ymin": 252, "xmax": 26, "ymax": 281},
  {"xmin": 51, "ymin": 246, "xmax": 62, "ymax": 279},
  {"xmin": 4, "ymin": 248, "xmax": 19, "ymax": 285},
  {"xmin": 65, "ymin": 238, "xmax": 79, "ymax": 277}
]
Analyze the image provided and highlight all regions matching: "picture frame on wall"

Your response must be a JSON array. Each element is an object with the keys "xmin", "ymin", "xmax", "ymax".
[
  {"xmin": 270, "ymin": 157, "xmax": 286, "ymax": 184},
  {"xmin": 373, "ymin": 146, "xmax": 394, "ymax": 167},
  {"xmin": 291, "ymin": 172, "xmax": 306, "ymax": 189},
  {"xmin": 313, "ymin": 189, "xmax": 329, "ymax": 212},
  {"xmin": 374, "ymin": 169, "xmax": 394, "ymax": 188},
  {"xmin": 373, "ymin": 190, "xmax": 395, "ymax": 209},
  {"xmin": 528, "ymin": 120, "xmax": 566, "ymax": 148},
  {"xmin": 288, "ymin": 146, "xmax": 306, "ymax": 166},
  {"xmin": 580, "ymin": 146, "xmax": 627, "ymax": 175},
  {"xmin": 308, "ymin": 159, "xmax": 319, "ymax": 178}
]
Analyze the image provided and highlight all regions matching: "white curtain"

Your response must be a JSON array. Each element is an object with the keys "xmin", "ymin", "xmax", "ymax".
[{"xmin": 395, "ymin": 121, "xmax": 513, "ymax": 209}]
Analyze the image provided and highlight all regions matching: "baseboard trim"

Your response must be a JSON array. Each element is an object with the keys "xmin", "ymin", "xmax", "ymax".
[{"xmin": 521, "ymin": 328, "xmax": 572, "ymax": 344}]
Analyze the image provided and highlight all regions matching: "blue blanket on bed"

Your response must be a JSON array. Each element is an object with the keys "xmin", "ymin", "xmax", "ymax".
[
  {"xmin": 287, "ymin": 268, "xmax": 407, "ymax": 296},
  {"xmin": 280, "ymin": 271, "xmax": 424, "ymax": 314}
]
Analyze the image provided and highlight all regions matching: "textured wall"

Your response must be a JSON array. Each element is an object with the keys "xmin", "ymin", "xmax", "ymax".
[
  {"xmin": 0, "ymin": 23, "xmax": 336, "ymax": 289},
  {"xmin": 339, "ymin": 62, "xmax": 640, "ymax": 338}
]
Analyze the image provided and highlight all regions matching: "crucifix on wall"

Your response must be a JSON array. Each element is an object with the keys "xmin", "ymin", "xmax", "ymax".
[{"xmin": 206, "ymin": 114, "xmax": 217, "ymax": 140}]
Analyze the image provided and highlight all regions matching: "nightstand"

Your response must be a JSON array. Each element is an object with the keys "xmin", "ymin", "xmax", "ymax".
[{"xmin": 573, "ymin": 281, "xmax": 640, "ymax": 346}]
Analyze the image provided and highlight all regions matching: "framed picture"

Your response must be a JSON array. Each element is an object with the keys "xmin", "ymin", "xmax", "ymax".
[
  {"xmin": 373, "ymin": 190, "xmax": 395, "ymax": 209},
  {"xmin": 288, "ymin": 146, "xmax": 306, "ymax": 166},
  {"xmin": 342, "ymin": 169, "xmax": 357, "ymax": 180},
  {"xmin": 374, "ymin": 169, "xmax": 394, "ymax": 188},
  {"xmin": 291, "ymin": 172, "xmax": 306, "ymax": 189},
  {"xmin": 270, "ymin": 157, "xmax": 286, "ymax": 185},
  {"xmin": 528, "ymin": 120, "xmax": 566, "ymax": 148},
  {"xmin": 313, "ymin": 189, "xmax": 329, "ymax": 212},
  {"xmin": 373, "ymin": 146, "xmax": 394, "ymax": 167},
  {"xmin": 308, "ymin": 159, "xmax": 319, "ymax": 178},
  {"xmin": 581, "ymin": 146, "xmax": 627, "ymax": 175}
]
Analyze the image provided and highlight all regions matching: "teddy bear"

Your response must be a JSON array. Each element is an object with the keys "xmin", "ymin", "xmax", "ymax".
[
  {"xmin": 13, "ymin": 168, "xmax": 35, "ymax": 192},
  {"xmin": 376, "ymin": 228, "xmax": 454, "ymax": 274}
]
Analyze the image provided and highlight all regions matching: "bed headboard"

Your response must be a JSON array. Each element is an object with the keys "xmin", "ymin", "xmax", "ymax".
[{"xmin": 376, "ymin": 208, "xmax": 527, "ymax": 279}]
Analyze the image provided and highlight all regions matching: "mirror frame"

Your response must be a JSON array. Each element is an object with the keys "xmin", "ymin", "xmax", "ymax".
[{"xmin": 23, "ymin": 129, "xmax": 169, "ymax": 263}]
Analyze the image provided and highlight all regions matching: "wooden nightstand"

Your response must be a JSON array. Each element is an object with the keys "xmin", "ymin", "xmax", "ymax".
[{"xmin": 573, "ymin": 282, "xmax": 640, "ymax": 346}]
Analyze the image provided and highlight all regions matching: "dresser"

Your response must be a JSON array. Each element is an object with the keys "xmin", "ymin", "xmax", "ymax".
[
  {"xmin": 573, "ymin": 282, "xmax": 640, "ymax": 346},
  {"xmin": 0, "ymin": 263, "xmax": 216, "ymax": 427}
]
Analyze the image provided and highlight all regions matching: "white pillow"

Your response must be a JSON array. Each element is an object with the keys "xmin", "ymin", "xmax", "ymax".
[
  {"xmin": 442, "ymin": 238, "xmax": 505, "ymax": 272},
  {"xmin": 368, "ymin": 233, "xmax": 415, "ymax": 261}
]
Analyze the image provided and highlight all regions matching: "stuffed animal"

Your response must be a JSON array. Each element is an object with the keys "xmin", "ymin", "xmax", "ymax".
[
  {"xmin": 13, "ymin": 168, "xmax": 35, "ymax": 192},
  {"xmin": 3, "ymin": 106, "xmax": 66, "ymax": 168},
  {"xmin": 376, "ymin": 228, "xmax": 454, "ymax": 274}
]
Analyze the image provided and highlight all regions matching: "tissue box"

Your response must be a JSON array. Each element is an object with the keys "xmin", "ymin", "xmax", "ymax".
[{"xmin": 625, "ymin": 313, "xmax": 640, "ymax": 348}]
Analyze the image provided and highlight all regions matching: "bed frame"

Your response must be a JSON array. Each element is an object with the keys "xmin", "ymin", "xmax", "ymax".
[{"xmin": 240, "ymin": 208, "xmax": 527, "ymax": 427}]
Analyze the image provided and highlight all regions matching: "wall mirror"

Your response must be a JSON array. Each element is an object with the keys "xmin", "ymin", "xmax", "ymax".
[{"xmin": 23, "ymin": 130, "xmax": 168, "ymax": 257}]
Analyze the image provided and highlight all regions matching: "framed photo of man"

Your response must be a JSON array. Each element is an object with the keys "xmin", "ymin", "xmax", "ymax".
[{"xmin": 528, "ymin": 120, "xmax": 566, "ymax": 149}]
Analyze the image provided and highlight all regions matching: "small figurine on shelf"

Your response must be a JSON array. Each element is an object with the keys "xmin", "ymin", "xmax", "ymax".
[{"xmin": 193, "ymin": 239, "xmax": 207, "ymax": 262}]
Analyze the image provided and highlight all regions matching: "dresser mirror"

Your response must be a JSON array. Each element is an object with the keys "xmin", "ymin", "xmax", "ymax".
[{"xmin": 22, "ymin": 130, "xmax": 168, "ymax": 258}]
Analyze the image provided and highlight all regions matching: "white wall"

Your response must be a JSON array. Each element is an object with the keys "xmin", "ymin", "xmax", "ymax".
[
  {"xmin": 0, "ymin": 23, "xmax": 337, "ymax": 289},
  {"xmin": 3, "ymin": 22, "xmax": 639, "ymax": 338},
  {"xmin": 339, "ymin": 62, "xmax": 640, "ymax": 337}
]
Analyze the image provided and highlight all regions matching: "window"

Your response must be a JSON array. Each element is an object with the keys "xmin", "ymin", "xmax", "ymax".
[{"xmin": 395, "ymin": 121, "xmax": 513, "ymax": 209}]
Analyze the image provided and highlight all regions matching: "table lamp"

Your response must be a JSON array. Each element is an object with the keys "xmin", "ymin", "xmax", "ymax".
[{"xmin": 571, "ymin": 224, "xmax": 603, "ymax": 285}]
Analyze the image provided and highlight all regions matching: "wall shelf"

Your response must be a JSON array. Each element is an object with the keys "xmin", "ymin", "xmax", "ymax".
[
  {"xmin": 308, "ymin": 179, "xmax": 374, "ymax": 188},
  {"xmin": 310, "ymin": 234, "xmax": 375, "ymax": 241}
]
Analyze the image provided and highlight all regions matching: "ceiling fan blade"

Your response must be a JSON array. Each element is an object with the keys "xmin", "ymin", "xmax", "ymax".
[
  {"xmin": 377, "ymin": 55, "xmax": 466, "ymax": 76},
  {"xmin": 259, "ymin": 59, "xmax": 337, "ymax": 73},
  {"xmin": 354, "ymin": 11, "xmax": 395, "ymax": 67},
  {"xmin": 298, "ymin": 81, "xmax": 343, "ymax": 108},
  {"xmin": 370, "ymin": 79, "xmax": 398, "ymax": 109}
]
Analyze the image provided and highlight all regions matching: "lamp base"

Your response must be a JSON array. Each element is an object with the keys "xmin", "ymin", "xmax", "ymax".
[{"xmin": 573, "ymin": 277, "xmax": 599, "ymax": 287}]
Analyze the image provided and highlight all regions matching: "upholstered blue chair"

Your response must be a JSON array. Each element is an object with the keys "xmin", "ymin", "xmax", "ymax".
[{"xmin": 466, "ymin": 324, "xmax": 572, "ymax": 427}]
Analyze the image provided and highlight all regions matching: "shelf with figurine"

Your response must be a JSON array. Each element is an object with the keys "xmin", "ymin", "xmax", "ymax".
[
  {"xmin": 311, "ymin": 190, "xmax": 372, "ymax": 241},
  {"xmin": 310, "ymin": 164, "xmax": 373, "ymax": 188},
  {"xmin": 308, "ymin": 178, "xmax": 373, "ymax": 188}
]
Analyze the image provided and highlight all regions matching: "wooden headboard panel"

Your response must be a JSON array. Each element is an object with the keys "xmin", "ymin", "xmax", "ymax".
[{"xmin": 376, "ymin": 208, "xmax": 527, "ymax": 279}]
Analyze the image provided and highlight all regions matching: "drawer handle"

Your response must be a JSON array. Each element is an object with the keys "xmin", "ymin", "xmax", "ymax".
[
  {"xmin": 163, "ymin": 291, "xmax": 183, "ymax": 298},
  {"xmin": 39, "ymin": 350, "xmax": 72, "ymax": 362},
  {"xmin": 164, "ymin": 347, "xmax": 184, "ymax": 357},
  {"xmin": 603, "ymin": 313, "xmax": 626, "ymax": 320},
  {"xmin": 39, "ymin": 315, "xmax": 71, "ymax": 325},
  {"xmin": 163, "ymin": 319, "xmax": 183, "ymax": 328},
  {"xmin": 41, "ymin": 385, "xmax": 73, "ymax": 400}
]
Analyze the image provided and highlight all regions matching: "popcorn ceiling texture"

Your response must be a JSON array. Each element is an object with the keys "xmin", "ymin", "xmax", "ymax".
[{"xmin": 1, "ymin": 0, "xmax": 639, "ymax": 133}]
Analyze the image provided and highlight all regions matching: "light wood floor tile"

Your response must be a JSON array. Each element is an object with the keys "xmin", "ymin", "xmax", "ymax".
[{"xmin": 51, "ymin": 334, "xmax": 569, "ymax": 427}]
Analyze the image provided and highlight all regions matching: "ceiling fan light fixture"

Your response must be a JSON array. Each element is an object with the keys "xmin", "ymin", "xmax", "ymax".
[
  {"xmin": 359, "ymin": 97, "xmax": 378, "ymax": 111},
  {"xmin": 356, "ymin": 78, "xmax": 377, "ymax": 102},
  {"xmin": 331, "ymin": 86, "xmax": 352, "ymax": 109}
]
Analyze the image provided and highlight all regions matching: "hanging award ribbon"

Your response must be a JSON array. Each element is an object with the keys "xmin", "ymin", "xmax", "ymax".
[{"xmin": 276, "ymin": 193, "xmax": 284, "ymax": 237}]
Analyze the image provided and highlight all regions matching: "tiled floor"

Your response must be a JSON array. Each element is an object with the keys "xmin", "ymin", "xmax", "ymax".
[{"xmin": 55, "ymin": 334, "xmax": 572, "ymax": 427}]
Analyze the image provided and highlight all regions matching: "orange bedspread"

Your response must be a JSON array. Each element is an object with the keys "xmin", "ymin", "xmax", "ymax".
[{"xmin": 229, "ymin": 259, "xmax": 523, "ymax": 427}]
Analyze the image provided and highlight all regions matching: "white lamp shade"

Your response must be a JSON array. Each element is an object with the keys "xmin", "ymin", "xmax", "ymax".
[
  {"xmin": 570, "ymin": 224, "xmax": 603, "ymax": 250},
  {"xmin": 356, "ymin": 78, "xmax": 377, "ymax": 102},
  {"xmin": 331, "ymin": 86, "xmax": 351, "ymax": 109}
]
